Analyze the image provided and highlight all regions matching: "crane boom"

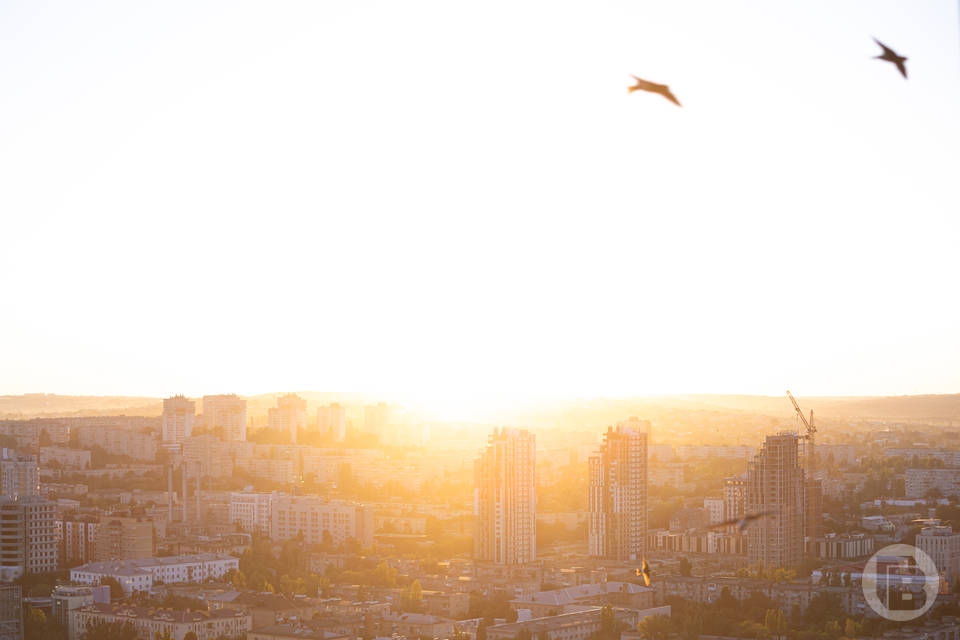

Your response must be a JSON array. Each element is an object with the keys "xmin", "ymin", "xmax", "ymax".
[{"xmin": 787, "ymin": 390, "xmax": 816, "ymax": 436}]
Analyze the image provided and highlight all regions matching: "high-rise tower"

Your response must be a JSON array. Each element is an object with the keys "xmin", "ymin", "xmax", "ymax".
[
  {"xmin": 161, "ymin": 396, "xmax": 195, "ymax": 444},
  {"xmin": 746, "ymin": 433, "xmax": 805, "ymax": 569},
  {"xmin": 588, "ymin": 417, "xmax": 649, "ymax": 561},
  {"xmin": 474, "ymin": 428, "xmax": 536, "ymax": 565}
]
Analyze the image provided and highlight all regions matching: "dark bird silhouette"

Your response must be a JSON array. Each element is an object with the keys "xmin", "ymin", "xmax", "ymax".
[
  {"xmin": 709, "ymin": 511, "xmax": 776, "ymax": 532},
  {"xmin": 635, "ymin": 558, "xmax": 652, "ymax": 587},
  {"xmin": 629, "ymin": 75, "xmax": 681, "ymax": 106},
  {"xmin": 873, "ymin": 38, "xmax": 908, "ymax": 78}
]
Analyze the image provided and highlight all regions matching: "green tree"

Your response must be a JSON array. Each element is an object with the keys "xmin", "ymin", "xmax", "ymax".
[
  {"xmin": 184, "ymin": 632, "xmax": 198, "ymax": 640},
  {"xmin": 637, "ymin": 615, "xmax": 672, "ymax": 640},
  {"xmin": 81, "ymin": 621, "xmax": 137, "ymax": 640},
  {"xmin": 678, "ymin": 557, "xmax": 693, "ymax": 577}
]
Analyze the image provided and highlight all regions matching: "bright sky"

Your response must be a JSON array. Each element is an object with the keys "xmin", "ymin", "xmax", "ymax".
[{"xmin": 1, "ymin": 0, "xmax": 959, "ymax": 401}]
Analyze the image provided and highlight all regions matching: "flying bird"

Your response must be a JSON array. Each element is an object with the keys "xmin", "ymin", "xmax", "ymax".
[
  {"xmin": 628, "ymin": 75, "xmax": 682, "ymax": 106},
  {"xmin": 636, "ymin": 558, "xmax": 651, "ymax": 587},
  {"xmin": 710, "ymin": 511, "xmax": 776, "ymax": 532},
  {"xmin": 873, "ymin": 38, "xmax": 908, "ymax": 79}
]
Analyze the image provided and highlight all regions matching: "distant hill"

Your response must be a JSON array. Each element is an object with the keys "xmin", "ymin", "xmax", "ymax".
[{"xmin": 0, "ymin": 391, "xmax": 957, "ymax": 422}]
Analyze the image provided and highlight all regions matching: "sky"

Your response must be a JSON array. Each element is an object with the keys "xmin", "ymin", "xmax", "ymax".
[{"xmin": 1, "ymin": 0, "xmax": 959, "ymax": 402}]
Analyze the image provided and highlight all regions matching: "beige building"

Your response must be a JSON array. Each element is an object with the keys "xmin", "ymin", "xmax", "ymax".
[
  {"xmin": 917, "ymin": 525, "xmax": 960, "ymax": 584},
  {"xmin": 270, "ymin": 495, "xmax": 374, "ymax": 547},
  {"xmin": 162, "ymin": 395, "xmax": 196, "ymax": 444},
  {"xmin": 40, "ymin": 447, "xmax": 92, "ymax": 470},
  {"xmin": 70, "ymin": 602, "xmax": 250, "ymax": 640},
  {"xmin": 317, "ymin": 403, "xmax": 346, "ymax": 442},
  {"xmin": 57, "ymin": 515, "xmax": 99, "ymax": 568},
  {"xmin": 474, "ymin": 428, "xmax": 536, "ymax": 565},
  {"xmin": 268, "ymin": 394, "xmax": 307, "ymax": 443},
  {"xmin": 94, "ymin": 515, "xmax": 154, "ymax": 561},
  {"xmin": 747, "ymin": 433, "xmax": 805, "ymax": 569},
  {"xmin": 588, "ymin": 418, "xmax": 649, "ymax": 561},
  {"xmin": 202, "ymin": 394, "xmax": 247, "ymax": 442},
  {"xmin": 75, "ymin": 427, "xmax": 157, "ymax": 461}
]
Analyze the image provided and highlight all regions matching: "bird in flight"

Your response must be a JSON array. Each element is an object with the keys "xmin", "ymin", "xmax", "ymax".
[
  {"xmin": 710, "ymin": 511, "xmax": 776, "ymax": 532},
  {"xmin": 872, "ymin": 38, "xmax": 908, "ymax": 79},
  {"xmin": 628, "ymin": 75, "xmax": 681, "ymax": 107},
  {"xmin": 635, "ymin": 558, "xmax": 652, "ymax": 587}
]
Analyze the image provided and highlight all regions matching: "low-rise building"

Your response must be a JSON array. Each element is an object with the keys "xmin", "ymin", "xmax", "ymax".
[
  {"xmin": 486, "ymin": 607, "xmax": 660, "ymax": 640},
  {"xmin": 511, "ymin": 582, "xmax": 655, "ymax": 618},
  {"xmin": 70, "ymin": 602, "xmax": 250, "ymax": 640},
  {"xmin": 70, "ymin": 554, "xmax": 239, "ymax": 595},
  {"xmin": 806, "ymin": 533, "xmax": 875, "ymax": 560}
]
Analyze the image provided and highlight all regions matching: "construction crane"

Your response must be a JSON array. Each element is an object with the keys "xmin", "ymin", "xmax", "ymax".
[{"xmin": 787, "ymin": 390, "xmax": 820, "ymax": 542}]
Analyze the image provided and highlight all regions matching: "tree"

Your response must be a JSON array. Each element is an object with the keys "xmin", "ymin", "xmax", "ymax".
[
  {"xmin": 409, "ymin": 579, "xmax": 423, "ymax": 603},
  {"xmin": 678, "ymin": 557, "xmax": 693, "ymax": 577},
  {"xmin": 477, "ymin": 619, "xmax": 488, "ymax": 640},
  {"xmin": 98, "ymin": 576, "xmax": 123, "ymax": 601},
  {"xmin": 81, "ymin": 621, "xmax": 137, "ymax": 640},
  {"xmin": 184, "ymin": 633, "xmax": 198, "ymax": 640},
  {"xmin": 637, "ymin": 615, "xmax": 672, "ymax": 640},
  {"xmin": 517, "ymin": 629, "xmax": 532, "ymax": 640}
]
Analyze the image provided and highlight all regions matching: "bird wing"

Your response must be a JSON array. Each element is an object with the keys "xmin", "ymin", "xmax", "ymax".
[
  {"xmin": 895, "ymin": 59, "xmax": 908, "ymax": 78},
  {"xmin": 873, "ymin": 37, "xmax": 895, "ymax": 56},
  {"xmin": 661, "ymin": 88, "xmax": 682, "ymax": 107},
  {"xmin": 709, "ymin": 517, "xmax": 740, "ymax": 529}
]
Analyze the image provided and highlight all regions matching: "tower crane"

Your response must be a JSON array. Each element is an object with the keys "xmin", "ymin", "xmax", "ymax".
[{"xmin": 787, "ymin": 390, "xmax": 820, "ymax": 542}]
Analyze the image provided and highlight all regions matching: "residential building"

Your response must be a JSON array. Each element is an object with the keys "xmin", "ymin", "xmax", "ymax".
[
  {"xmin": 588, "ymin": 418, "xmax": 649, "ymax": 562},
  {"xmin": 229, "ymin": 491, "xmax": 276, "ymax": 534},
  {"xmin": 905, "ymin": 468, "xmax": 960, "ymax": 499},
  {"xmin": 70, "ymin": 554, "xmax": 240, "ymax": 594},
  {"xmin": 0, "ymin": 452, "xmax": 38, "ymax": 499},
  {"xmin": 318, "ymin": 404, "xmax": 346, "ymax": 442},
  {"xmin": 74, "ymin": 426, "xmax": 157, "ymax": 461},
  {"xmin": 485, "ymin": 607, "xmax": 657, "ymax": 640},
  {"xmin": 746, "ymin": 433, "xmax": 805, "ymax": 569},
  {"xmin": 723, "ymin": 476, "xmax": 747, "ymax": 522},
  {"xmin": 363, "ymin": 403, "xmax": 390, "ymax": 435},
  {"xmin": 511, "ymin": 582, "xmax": 655, "ymax": 618},
  {"xmin": 57, "ymin": 515, "xmax": 99, "ymax": 567},
  {"xmin": 269, "ymin": 394, "xmax": 307, "ymax": 443},
  {"xmin": 270, "ymin": 496, "xmax": 374, "ymax": 547},
  {"xmin": 182, "ymin": 435, "xmax": 233, "ymax": 479},
  {"xmin": 202, "ymin": 394, "xmax": 247, "ymax": 442},
  {"xmin": 93, "ymin": 515, "xmax": 154, "ymax": 561},
  {"xmin": 162, "ymin": 395, "xmax": 195, "ymax": 444},
  {"xmin": 670, "ymin": 508, "xmax": 709, "ymax": 532},
  {"xmin": 52, "ymin": 584, "xmax": 109, "ymax": 640},
  {"xmin": 917, "ymin": 525, "xmax": 960, "ymax": 584},
  {"xmin": 675, "ymin": 445, "xmax": 755, "ymax": 460},
  {"xmin": 70, "ymin": 602, "xmax": 250, "ymax": 640},
  {"xmin": 704, "ymin": 498, "xmax": 724, "ymax": 525},
  {"xmin": 807, "ymin": 533, "xmax": 875, "ymax": 560},
  {"xmin": 0, "ymin": 496, "xmax": 56, "ymax": 580},
  {"xmin": 39, "ymin": 447, "xmax": 91, "ymax": 470},
  {"xmin": 474, "ymin": 428, "xmax": 536, "ymax": 565},
  {"xmin": 0, "ymin": 585, "xmax": 22, "ymax": 640}
]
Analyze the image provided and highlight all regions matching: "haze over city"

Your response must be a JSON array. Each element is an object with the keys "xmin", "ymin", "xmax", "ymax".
[{"xmin": 3, "ymin": 2, "xmax": 960, "ymax": 640}]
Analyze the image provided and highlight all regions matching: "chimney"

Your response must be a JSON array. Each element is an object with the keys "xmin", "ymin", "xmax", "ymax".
[
  {"xmin": 196, "ymin": 469, "xmax": 201, "ymax": 523},
  {"xmin": 168, "ymin": 465, "xmax": 173, "ymax": 523},
  {"xmin": 182, "ymin": 464, "xmax": 188, "ymax": 523}
]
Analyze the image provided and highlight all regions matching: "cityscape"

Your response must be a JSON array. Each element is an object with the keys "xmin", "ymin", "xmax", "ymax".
[
  {"xmin": 2, "ymin": 1, "xmax": 960, "ymax": 640},
  {"xmin": 0, "ymin": 393, "xmax": 956, "ymax": 640}
]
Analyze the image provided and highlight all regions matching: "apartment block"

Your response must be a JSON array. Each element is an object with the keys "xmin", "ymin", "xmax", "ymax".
[
  {"xmin": 270, "ymin": 495, "xmax": 374, "ymax": 547},
  {"xmin": 318, "ymin": 403, "xmax": 347, "ymax": 442},
  {"xmin": 71, "ymin": 553, "xmax": 240, "ymax": 594},
  {"xmin": 588, "ymin": 418, "xmax": 648, "ymax": 561},
  {"xmin": 746, "ymin": 433, "xmax": 805, "ymax": 569},
  {"xmin": 917, "ymin": 525, "xmax": 960, "ymax": 584},
  {"xmin": 0, "ymin": 452, "xmax": 39, "ymax": 499},
  {"xmin": 93, "ymin": 515, "xmax": 154, "ymax": 561},
  {"xmin": 74, "ymin": 427, "xmax": 158, "ymax": 461},
  {"xmin": 70, "ymin": 602, "xmax": 250, "ymax": 640},
  {"xmin": 39, "ymin": 447, "xmax": 91, "ymax": 470},
  {"xmin": 0, "ymin": 496, "xmax": 56, "ymax": 580},
  {"xmin": 229, "ymin": 491, "xmax": 277, "ymax": 534},
  {"xmin": 474, "ymin": 428, "xmax": 536, "ymax": 564},
  {"xmin": 268, "ymin": 394, "xmax": 307, "ymax": 443},
  {"xmin": 905, "ymin": 468, "xmax": 960, "ymax": 499},
  {"xmin": 202, "ymin": 394, "xmax": 248, "ymax": 442},
  {"xmin": 162, "ymin": 395, "xmax": 196, "ymax": 444}
]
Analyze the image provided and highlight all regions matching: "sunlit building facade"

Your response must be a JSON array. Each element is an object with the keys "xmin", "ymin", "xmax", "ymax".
[
  {"xmin": 588, "ymin": 418, "xmax": 649, "ymax": 561},
  {"xmin": 161, "ymin": 395, "xmax": 195, "ymax": 443},
  {"xmin": 474, "ymin": 428, "xmax": 536, "ymax": 565},
  {"xmin": 746, "ymin": 433, "xmax": 805, "ymax": 569}
]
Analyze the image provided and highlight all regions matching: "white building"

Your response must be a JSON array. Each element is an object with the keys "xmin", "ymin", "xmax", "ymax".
[
  {"xmin": 703, "ymin": 497, "xmax": 724, "ymax": 525},
  {"xmin": 162, "ymin": 396, "xmax": 196, "ymax": 444},
  {"xmin": 70, "ymin": 553, "xmax": 240, "ymax": 595},
  {"xmin": 905, "ymin": 468, "xmax": 960, "ymax": 499},
  {"xmin": 917, "ymin": 525, "xmax": 960, "ymax": 585},
  {"xmin": 0, "ymin": 450, "xmax": 39, "ymax": 498},
  {"xmin": 229, "ymin": 491, "xmax": 277, "ymax": 534}
]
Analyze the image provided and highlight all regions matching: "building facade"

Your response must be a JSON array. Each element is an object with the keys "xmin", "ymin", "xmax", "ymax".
[
  {"xmin": 270, "ymin": 496, "xmax": 374, "ymax": 547},
  {"xmin": 746, "ymin": 433, "xmax": 805, "ymax": 569},
  {"xmin": 0, "ymin": 452, "xmax": 39, "ymax": 499},
  {"xmin": 917, "ymin": 525, "xmax": 960, "ymax": 585},
  {"xmin": 268, "ymin": 394, "xmax": 307, "ymax": 443},
  {"xmin": 588, "ymin": 419, "xmax": 649, "ymax": 561},
  {"xmin": 474, "ymin": 428, "xmax": 536, "ymax": 564},
  {"xmin": 202, "ymin": 394, "xmax": 247, "ymax": 442},
  {"xmin": 162, "ymin": 396, "xmax": 196, "ymax": 444}
]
